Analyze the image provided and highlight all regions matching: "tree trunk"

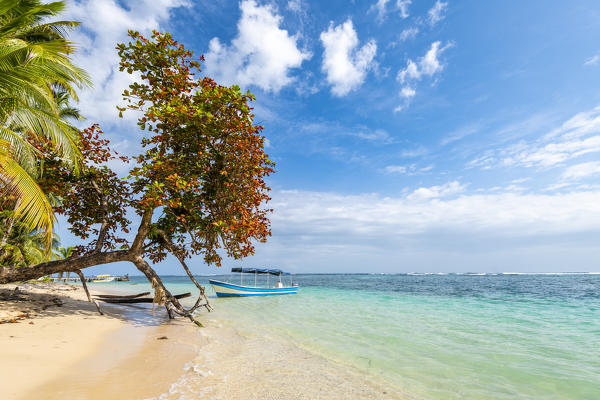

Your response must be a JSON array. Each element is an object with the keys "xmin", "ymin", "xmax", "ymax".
[
  {"xmin": 130, "ymin": 256, "xmax": 203, "ymax": 326},
  {"xmin": 0, "ymin": 250, "xmax": 129, "ymax": 284},
  {"xmin": 75, "ymin": 269, "xmax": 103, "ymax": 315},
  {"xmin": 0, "ymin": 216, "xmax": 15, "ymax": 248},
  {"xmin": 0, "ymin": 207, "xmax": 206, "ymax": 326}
]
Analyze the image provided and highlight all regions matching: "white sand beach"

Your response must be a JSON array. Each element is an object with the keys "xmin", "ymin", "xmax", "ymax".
[
  {"xmin": 0, "ymin": 283, "xmax": 197, "ymax": 400},
  {"xmin": 1, "ymin": 283, "xmax": 404, "ymax": 400}
]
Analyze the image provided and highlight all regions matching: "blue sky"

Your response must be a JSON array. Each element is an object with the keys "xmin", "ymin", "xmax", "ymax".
[{"xmin": 60, "ymin": 0, "xmax": 600, "ymax": 274}]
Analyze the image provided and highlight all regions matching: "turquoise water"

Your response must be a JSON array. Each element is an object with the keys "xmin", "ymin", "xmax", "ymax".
[{"xmin": 94, "ymin": 273, "xmax": 600, "ymax": 399}]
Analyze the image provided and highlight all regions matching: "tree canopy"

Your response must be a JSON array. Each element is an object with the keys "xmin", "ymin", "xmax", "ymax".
[{"xmin": 0, "ymin": 30, "xmax": 275, "ymax": 325}]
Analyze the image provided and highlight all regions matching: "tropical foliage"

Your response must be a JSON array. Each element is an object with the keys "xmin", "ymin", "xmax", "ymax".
[
  {"xmin": 0, "ymin": 0, "xmax": 90, "ymax": 248},
  {"xmin": 0, "ymin": 31, "xmax": 274, "ymax": 325},
  {"xmin": 54, "ymin": 245, "xmax": 74, "ymax": 260},
  {"xmin": 0, "ymin": 210, "xmax": 59, "ymax": 267}
]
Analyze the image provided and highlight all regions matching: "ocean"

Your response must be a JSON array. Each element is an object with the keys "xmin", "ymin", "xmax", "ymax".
[{"xmin": 96, "ymin": 273, "xmax": 600, "ymax": 399}]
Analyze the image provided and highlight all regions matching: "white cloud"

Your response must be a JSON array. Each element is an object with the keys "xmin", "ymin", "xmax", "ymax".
[
  {"xmin": 504, "ymin": 136, "xmax": 600, "ymax": 167},
  {"xmin": 287, "ymin": 0, "xmax": 302, "ymax": 13},
  {"xmin": 544, "ymin": 106, "xmax": 600, "ymax": 140},
  {"xmin": 400, "ymin": 146, "xmax": 428, "ymax": 158},
  {"xmin": 231, "ymin": 185, "xmax": 600, "ymax": 272},
  {"xmin": 353, "ymin": 128, "xmax": 392, "ymax": 142},
  {"xmin": 428, "ymin": 0, "xmax": 448, "ymax": 26},
  {"xmin": 400, "ymin": 86, "xmax": 416, "ymax": 98},
  {"xmin": 320, "ymin": 19, "xmax": 377, "ymax": 96},
  {"xmin": 421, "ymin": 41, "xmax": 447, "ymax": 74},
  {"xmin": 398, "ymin": 41, "xmax": 451, "ymax": 83},
  {"xmin": 397, "ymin": 0, "xmax": 412, "ymax": 18},
  {"xmin": 369, "ymin": 0, "xmax": 411, "ymax": 23},
  {"xmin": 368, "ymin": 0, "xmax": 390, "ymax": 22},
  {"xmin": 399, "ymin": 27, "xmax": 419, "ymax": 41},
  {"xmin": 268, "ymin": 185, "xmax": 600, "ymax": 239},
  {"xmin": 470, "ymin": 106, "xmax": 600, "ymax": 170},
  {"xmin": 406, "ymin": 180, "xmax": 465, "ymax": 200},
  {"xmin": 205, "ymin": 0, "xmax": 310, "ymax": 92},
  {"xmin": 384, "ymin": 165, "xmax": 407, "ymax": 174},
  {"xmin": 64, "ymin": 0, "xmax": 187, "ymax": 125},
  {"xmin": 441, "ymin": 123, "xmax": 481, "ymax": 145},
  {"xmin": 561, "ymin": 161, "xmax": 600, "ymax": 181},
  {"xmin": 301, "ymin": 121, "xmax": 392, "ymax": 144},
  {"xmin": 398, "ymin": 59, "xmax": 419, "ymax": 83},
  {"xmin": 584, "ymin": 54, "xmax": 599, "ymax": 67},
  {"xmin": 396, "ymin": 41, "xmax": 451, "ymax": 103},
  {"xmin": 384, "ymin": 164, "xmax": 434, "ymax": 175}
]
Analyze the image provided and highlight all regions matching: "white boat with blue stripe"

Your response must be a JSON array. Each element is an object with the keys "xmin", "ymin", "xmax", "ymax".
[{"xmin": 209, "ymin": 268, "xmax": 298, "ymax": 297}]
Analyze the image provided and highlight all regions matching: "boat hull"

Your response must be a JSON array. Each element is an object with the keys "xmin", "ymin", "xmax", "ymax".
[
  {"xmin": 90, "ymin": 278, "xmax": 115, "ymax": 282},
  {"xmin": 209, "ymin": 279, "xmax": 298, "ymax": 297}
]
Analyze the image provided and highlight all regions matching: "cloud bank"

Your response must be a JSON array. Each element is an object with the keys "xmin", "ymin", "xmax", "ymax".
[{"xmin": 233, "ymin": 185, "xmax": 600, "ymax": 272}]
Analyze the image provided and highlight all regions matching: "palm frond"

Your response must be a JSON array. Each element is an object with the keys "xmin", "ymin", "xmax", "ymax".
[
  {"xmin": 0, "ymin": 0, "xmax": 19, "ymax": 17},
  {"xmin": 0, "ymin": 124, "xmax": 38, "ymax": 172},
  {"xmin": 6, "ymin": 102, "xmax": 81, "ymax": 169},
  {"xmin": 0, "ymin": 139, "xmax": 55, "ymax": 249}
]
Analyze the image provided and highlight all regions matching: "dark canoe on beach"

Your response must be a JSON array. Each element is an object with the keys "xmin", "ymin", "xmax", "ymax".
[
  {"xmin": 94, "ymin": 292, "xmax": 191, "ymax": 304},
  {"xmin": 94, "ymin": 292, "xmax": 150, "ymax": 299}
]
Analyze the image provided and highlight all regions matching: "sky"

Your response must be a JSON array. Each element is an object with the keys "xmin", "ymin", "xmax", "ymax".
[{"xmin": 58, "ymin": 0, "xmax": 600, "ymax": 274}]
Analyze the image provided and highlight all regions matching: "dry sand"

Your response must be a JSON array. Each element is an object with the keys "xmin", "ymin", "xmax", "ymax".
[{"xmin": 0, "ymin": 283, "xmax": 197, "ymax": 400}]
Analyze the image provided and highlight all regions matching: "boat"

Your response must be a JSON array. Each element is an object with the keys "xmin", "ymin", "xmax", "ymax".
[
  {"xmin": 209, "ymin": 268, "xmax": 298, "ymax": 297},
  {"xmin": 89, "ymin": 274, "xmax": 116, "ymax": 282}
]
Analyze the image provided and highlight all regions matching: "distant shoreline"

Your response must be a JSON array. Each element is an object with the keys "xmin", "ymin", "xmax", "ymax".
[{"xmin": 99, "ymin": 271, "xmax": 600, "ymax": 277}]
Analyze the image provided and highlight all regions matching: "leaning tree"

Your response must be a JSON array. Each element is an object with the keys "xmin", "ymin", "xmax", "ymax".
[{"xmin": 0, "ymin": 31, "xmax": 275, "ymax": 325}]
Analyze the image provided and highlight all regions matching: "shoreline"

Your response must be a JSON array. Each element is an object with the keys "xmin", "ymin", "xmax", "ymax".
[
  {"xmin": 1, "ymin": 282, "xmax": 406, "ymax": 399},
  {"xmin": 153, "ymin": 315, "xmax": 406, "ymax": 400}
]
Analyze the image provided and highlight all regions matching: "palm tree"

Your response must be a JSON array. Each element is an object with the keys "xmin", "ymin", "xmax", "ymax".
[
  {"xmin": 0, "ymin": 0, "xmax": 91, "ymax": 249},
  {"xmin": 0, "ymin": 210, "xmax": 60, "ymax": 267},
  {"xmin": 55, "ymin": 245, "xmax": 73, "ymax": 260},
  {"xmin": 54, "ymin": 245, "xmax": 74, "ymax": 281}
]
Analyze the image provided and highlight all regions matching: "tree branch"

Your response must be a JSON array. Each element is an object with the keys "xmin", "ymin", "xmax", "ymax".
[
  {"xmin": 131, "ymin": 208, "xmax": 153, "ymax": 251},
  {"xmin": 90, "ymin": 179, "xmax": 109, "ymax": 253},
  {"xmin": 75, "ymin": 269, "xmax": 103, "ymax": 315},
  {"xmin": 0, "ymin": 250, "xmax": 129, "ymax": 284},
  {"xmin": 157, "ymin": 229, "xmax": 212, "ymax": 312}
]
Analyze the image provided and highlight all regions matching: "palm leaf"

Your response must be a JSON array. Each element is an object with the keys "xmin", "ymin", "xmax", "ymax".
[{"xmin": 0, "ymin": 139, "xmax": 54, "ymax": 249}]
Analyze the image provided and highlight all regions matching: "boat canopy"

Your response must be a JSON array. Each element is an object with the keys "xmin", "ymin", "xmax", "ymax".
[{"xmin": 231, "ymin": 267, "xmax": 290, "ymax": 275}]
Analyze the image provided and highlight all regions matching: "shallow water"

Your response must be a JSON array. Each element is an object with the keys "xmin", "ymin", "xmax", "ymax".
[{"xmin": 94, "ymin": 273, "xmax": 600, "ymax": 399}]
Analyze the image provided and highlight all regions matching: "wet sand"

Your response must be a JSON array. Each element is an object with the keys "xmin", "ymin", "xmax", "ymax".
[{"xmin": 1, "ymin": 283, "xmax": 406, "ymax": 400}]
